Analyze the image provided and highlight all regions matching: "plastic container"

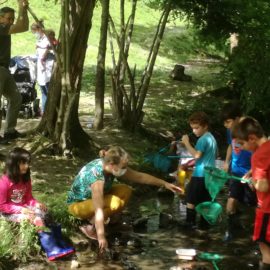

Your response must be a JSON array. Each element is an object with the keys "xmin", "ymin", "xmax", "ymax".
[
  {"xmin": 176, "ymin": 248, "xmax": 196, "ymax": 260},
  {"xmin": 177, "ymin": 169, "xmax": 192, "ymax": 194},
  {"xmin": 177, "ymin": 170, "xmax": 186, "ymax": 189}
]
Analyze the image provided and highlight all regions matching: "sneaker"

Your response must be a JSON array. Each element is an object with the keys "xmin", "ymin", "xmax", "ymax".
[
  {"xmin": 0, "ymin": 135, "xmax": 9, "ymax": 145},
  {"xmin": 4, "ymin": 130, "xmax": 25, "ymax": 140},
  {"xmin": 79, "ymin": 224, "xmax": 98, "ymax": 240}
]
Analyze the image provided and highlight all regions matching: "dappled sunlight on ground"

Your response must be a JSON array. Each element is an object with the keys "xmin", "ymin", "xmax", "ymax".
[{"xmin": 0, "ymin": 59, "xmax": 242, "ymax": 269}]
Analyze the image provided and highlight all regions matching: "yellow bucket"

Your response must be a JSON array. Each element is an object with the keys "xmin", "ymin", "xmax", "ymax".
[{"xmin": 177, "ymin": 169, "xmax": 192, "ymax": 193}]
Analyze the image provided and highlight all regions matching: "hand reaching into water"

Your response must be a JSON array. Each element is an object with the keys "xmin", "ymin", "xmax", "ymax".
[{"xmin": 98, "ymin": 235, "xmax": 108, "ymax": 252}]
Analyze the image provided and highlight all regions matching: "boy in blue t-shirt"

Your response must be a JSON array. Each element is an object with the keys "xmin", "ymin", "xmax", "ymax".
[
  {"xmin": 221, "ymin": 102, "xmax": 257, "ymax": 241},
  {"xmin": 181, "ymin": 111, "xmax": 217, "ymax": 229}
]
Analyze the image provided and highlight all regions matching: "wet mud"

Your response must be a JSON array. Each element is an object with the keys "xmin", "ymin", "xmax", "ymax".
[{"xmin": 17, "ymin": 186, "xmax": 259, "ymax": 270}]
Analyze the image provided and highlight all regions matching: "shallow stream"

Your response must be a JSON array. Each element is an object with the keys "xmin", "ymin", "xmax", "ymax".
[{"xmin": 16, "ymin": 187, "xmax": 259, "ymax": 270}]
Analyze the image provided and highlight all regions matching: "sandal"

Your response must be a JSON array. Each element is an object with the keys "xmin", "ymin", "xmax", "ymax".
[{"xmin": 79, "ymin": 224, "xmax": 97, "ymax": 240}]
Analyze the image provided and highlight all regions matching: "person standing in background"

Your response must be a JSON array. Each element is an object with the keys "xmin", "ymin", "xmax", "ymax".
[
  {"xmin": 0, "ymin": 0, "xmax": 29, "ymax": 142},
  {"xmin": 31, "ymin": 22, "xmax": 55, "ymax": 115}
]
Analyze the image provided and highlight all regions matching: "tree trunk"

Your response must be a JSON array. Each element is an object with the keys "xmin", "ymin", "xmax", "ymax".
[
  {"xmin": 109, "ymin": 0, "xmax": 171, "ymax": 131},
  {"xmin": 37, "ymin": 0, "xmax": 96, "ymax": 154},
  {"xmin": 109, "ymin": 0, "xmax": 137, "ymax": 123},
  {"xmin": 94, "ymin": 0, "xmax": 110, "ymax": 130}
]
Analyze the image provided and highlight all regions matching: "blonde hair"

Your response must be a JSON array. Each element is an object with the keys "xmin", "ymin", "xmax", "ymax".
[{"xmin": 102, "ymin": 146, "xmax": 129, "ymax": 165}]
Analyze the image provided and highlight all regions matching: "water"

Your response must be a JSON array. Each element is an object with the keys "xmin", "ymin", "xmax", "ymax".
[{"xmin": 14, "ymin": 188, "xmax": 259, "ymax": 270}]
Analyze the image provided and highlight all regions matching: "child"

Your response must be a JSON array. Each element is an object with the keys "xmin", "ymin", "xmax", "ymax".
[
  {"xmin": 31, "ymin": 22, "xmax": 55, "ymax": 115},
  {"xmin": 232, "ymin": 117, "xmax": 270, "ymax": 270},
  {"xmin": 221, "ymin": 102, "xmax": 257, "ymax": 241},
  {"xmin": 0, "ymin": 147, "xmax": 47, "ymax": 226},
  {"xmin": 45, "ymin": 29, "xmax": 59, "ymax": 48},
  {"xmin": 0, "ymin": 147, "xmax": 75, "ymax": 261},
  {"xmin": 180, "ymin": 111, "xmax": 217, "ymax": 229}
]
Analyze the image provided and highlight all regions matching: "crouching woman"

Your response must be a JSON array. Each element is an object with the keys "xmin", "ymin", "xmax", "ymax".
[{"xmin": 67, "ymin": 146, "xmax": 181, "ymax": 251}]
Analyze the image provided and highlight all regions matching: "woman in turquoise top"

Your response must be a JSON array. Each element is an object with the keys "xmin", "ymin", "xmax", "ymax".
[{"xmin": 67, "ymin": 146, "xmax": 181, "ymax": 251}]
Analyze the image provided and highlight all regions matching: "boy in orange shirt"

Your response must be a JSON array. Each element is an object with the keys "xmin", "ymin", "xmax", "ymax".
[{"xmin": 232, "ymin": 117, "xmax": 270, "ymax": 270}]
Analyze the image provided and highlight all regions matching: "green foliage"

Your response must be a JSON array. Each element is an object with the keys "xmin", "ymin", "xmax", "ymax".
[
  {"xmin": 0, "ymin": 218, "xmax": 14, "ymax": 258},
  {"xmin": 7, "ymin": 0, "xmax": 61, "ymax": 56},
  {"xmin": 15, "ymin": 220, "xmax": 41, "ymax": 262},
  {"xmin": 46, "ymin": 194, "xmax": 79, "ymax": 230},
  {"xmin": 162, "ymin": 0, "xmax": 270, "ymax": 125},
  {"xmin": 0, "ymin": 218, "xmax": 41, "ymax": 263},
  {"xmin": 228, "ymin": 34, "xmax": 270, "ymax": 123},
  {"xmin": 8, "ymin": 0, "xmax": 224, "ymax": 94}
]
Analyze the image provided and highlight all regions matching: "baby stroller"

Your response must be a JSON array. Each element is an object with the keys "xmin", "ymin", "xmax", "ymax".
[{"xmin": 2, "ymin": 56, "xmax": 40, "ymax": 119}]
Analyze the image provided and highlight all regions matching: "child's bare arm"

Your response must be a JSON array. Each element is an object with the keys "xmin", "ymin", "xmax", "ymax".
[{"xmin": 182, "ymin": 135, "xmax": 202, "ymax": 159}]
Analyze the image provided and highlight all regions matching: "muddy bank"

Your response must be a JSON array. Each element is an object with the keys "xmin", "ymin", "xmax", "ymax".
[{"xmin": 13, "ymin": 188, "xmax": 258, "ymax": 270}]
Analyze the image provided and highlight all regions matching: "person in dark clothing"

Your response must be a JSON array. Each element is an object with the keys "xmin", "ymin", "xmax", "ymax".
[{"xmin": 0, "ymin": 0, "xmax": 29, "ymax": 143}]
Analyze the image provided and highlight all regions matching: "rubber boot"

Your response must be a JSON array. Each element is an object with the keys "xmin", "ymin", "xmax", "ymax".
[
  {"xmin": 259, "ymin": 262, "xmax": 270, "ymax": 270},
  {"xmin": 224, "ymin": 213, "xmax": 242, "ymax": 242},
  {"xmin": 179, "ymin": 208, "xmax": 196, "ymax": 230},
  {"xmin": 38, "ymin": 230, "xmax": 74, "ymax": 261},
  {"xmin": 50, "ymin": 224, "xmax": 75, "ymax": 253}
]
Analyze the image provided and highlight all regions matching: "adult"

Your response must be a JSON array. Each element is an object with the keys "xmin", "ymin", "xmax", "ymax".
[
  {"xmin": 67, "ymin": 146, "xmax": 182, "ymax": 251},
  {"xmin": 31, "ymin": 22, "xmax": 55, "ymax": 115},
  {"xmin": 0, "ymin": 0, "xmax": 29, "ymax": 142}
]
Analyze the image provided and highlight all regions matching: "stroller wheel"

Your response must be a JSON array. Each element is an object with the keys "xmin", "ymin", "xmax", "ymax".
[
  {"xmin": 1, "ymin": 108, "xmax": 6, "ymax": 119},
  {"xmin": 33, "ymin": 99, "xmax": 40, "ymax": 117}
]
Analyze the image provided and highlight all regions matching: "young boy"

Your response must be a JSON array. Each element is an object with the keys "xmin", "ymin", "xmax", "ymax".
[
  {"xmin": 221, "ymin": 102, "xmax": 257, "ymax": 241},
  {"xmin": 232, "ymin": 117, "xmax": 270, "ymax": 270},
  {"xmin": 181, "ymin": 111, "xmax": 217, "ymax": 229}
]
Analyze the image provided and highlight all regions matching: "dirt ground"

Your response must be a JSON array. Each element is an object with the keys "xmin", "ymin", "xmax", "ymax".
[
  {"xmin": 0, "ymin": 109, "xmax": 260, "ymax": 270},
  {"xmin": 0, "ymin": 62, "xmax": 259, "ymax": 270}
]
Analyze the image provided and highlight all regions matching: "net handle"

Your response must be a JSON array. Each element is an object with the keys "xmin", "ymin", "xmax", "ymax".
[
  {"xmin": 197, "ymin": 252, "xmax": 222, "ymax": 270},
  {"xmin": 167, "ymin": 155, "xmax": 193, "ymax": 159},
  {"xmin": 230, "ymin": 175, "xmax": 251, "ymax": 184},
  {"xmin": 212, "ymin": 261, "xmax": 220, "ymax": 270},
  {"xmin": 205, "ymin": 167, "xmax": 251, "ymax": 184}
]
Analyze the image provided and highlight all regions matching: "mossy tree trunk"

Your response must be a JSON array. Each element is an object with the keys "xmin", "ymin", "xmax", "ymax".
[{"xmin": 37, "ymin": 0, "xmax": 96, "ymax": 153}]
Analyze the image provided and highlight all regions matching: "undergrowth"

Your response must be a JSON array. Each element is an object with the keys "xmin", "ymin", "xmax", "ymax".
[{"xmin": 0, "ymin": 218, "xmax": 40, "ymax": 264}]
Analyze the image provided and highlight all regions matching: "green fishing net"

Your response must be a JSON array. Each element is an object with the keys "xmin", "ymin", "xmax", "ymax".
[
  {"xmin": 198, "ymin": 252, "xmax": 224, "ymax": 270},
  {"xmin": 195, "ymin": 201, "xmax": 223, "ymax": 225},
  {"xmin": 204, "ymin": 166, "xmax": 229, "ymax": 200},
  {"xmin": 196, "ymin": 167, "xmax": 248, "ymax": 226}
]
